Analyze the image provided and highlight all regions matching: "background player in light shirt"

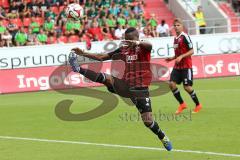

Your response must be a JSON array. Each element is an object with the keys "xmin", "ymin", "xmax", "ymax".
[{"xmin": 165, "ymin": 18, "xmax": 202, "ymax": 114}]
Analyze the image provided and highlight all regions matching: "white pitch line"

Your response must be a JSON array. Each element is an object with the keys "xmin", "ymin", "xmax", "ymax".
[
  {"xmin": 197, "ymin": 88, "xmax": 240, "ymax": 92},
  {"xmin": 0, "ymin": 136, "xmax": 239, "ymax": 158}
]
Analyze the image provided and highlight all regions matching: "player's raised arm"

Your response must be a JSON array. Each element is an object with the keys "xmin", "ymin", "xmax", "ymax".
[
  {"xmin": 72, "ymin": 46, "xmax": 122, "ymax": 61},
  {"xmin": 122, "ymin": 40, "xmax": 152, "ymax": 52},
  {"xmin": 165, "ymin": 56, "xmax": 176, "ymax": 62},
  {"xmin": 139, "ymin": 41, "xmax": 152, "ymax": 52},
  {"xmin": 165, "ymin": 48, "xmax": 193, "ymax": 64},
  {"xmin": 71, "ymin": 48, "xmax": 111, "ymax": 61},
  {"xmin": 123, "ymin": 27, "xmax": 152, "ymax": 53}
]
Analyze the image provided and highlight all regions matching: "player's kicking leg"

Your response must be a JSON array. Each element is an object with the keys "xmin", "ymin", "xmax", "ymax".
[
  {"xmin": 68, "ymin": 51, "xmax": 113, "ymax": 88},
  {"xmin": 131, "ymin": 97, "xmax": 172, "ymax": 151}
]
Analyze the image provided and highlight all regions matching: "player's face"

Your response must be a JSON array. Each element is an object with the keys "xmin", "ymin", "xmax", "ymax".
[
  {"xmin": 174, "ymin": 22, "xmax": 183, "ymax": 34},
  {"xmin": 124, "ymin": 30, "xmax": 139, "ymax": 40}
]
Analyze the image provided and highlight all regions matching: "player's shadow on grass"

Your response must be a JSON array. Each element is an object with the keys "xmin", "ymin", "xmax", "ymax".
[
  {"xmin": 54, "ymin": 88, "xmax": 119, "ymax": 121},
  {"xmin": 51, "ymin": 63, "xmax": 171, "ymax": 121},
  {"xmin": 50, "ymin": 64, "xmax": 119, "ymax": 121}
]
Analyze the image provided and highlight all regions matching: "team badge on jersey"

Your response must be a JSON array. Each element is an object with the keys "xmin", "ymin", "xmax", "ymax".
[
  {"xmin": 174, "ymin": 44, "xmax": 178, "ymax": 49},
  {"xmin": 126, "ymin": 54, "xmax": 138, "ymax": 63}
]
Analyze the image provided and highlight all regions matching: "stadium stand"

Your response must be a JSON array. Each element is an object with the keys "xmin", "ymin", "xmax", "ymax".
[
  {"xmin": 0, "ymin": 0, "xmax": 239, "ymax": 47},
  {"xmin": 144, "ymin": 0, "xmax": 175, "ymax": 26},
  {"xmin": 1, "ymin": 0, "xmax": 174, "ymax": 47},
  {"xmin": 218, "ymin": 1, "xmax": 240, "ymax": 32}
]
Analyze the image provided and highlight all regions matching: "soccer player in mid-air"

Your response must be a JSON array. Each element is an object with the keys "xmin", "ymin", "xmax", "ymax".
[
  {"xmin": 165, "ymin": 18, "xmax": 202, "ymax": 114},
  {"xmin": 68, "ymin": 27, "xmax": 172, "ymax": 151}
]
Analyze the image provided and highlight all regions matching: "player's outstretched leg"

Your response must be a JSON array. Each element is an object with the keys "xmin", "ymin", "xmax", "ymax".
[
  {"xmin": 169, "ymin": 81, "xmax": 187, "ymax": 115},
  {"xmin": 183, "ymin": 85, "xmax": 202, "ymax": 113},
  {"xmin": 68, "ymin": 51, "xmax": 108, "ymax": 85},
  {"xmin": 133, "ymin": 98, "xmax": 172, "ymax": 151}
]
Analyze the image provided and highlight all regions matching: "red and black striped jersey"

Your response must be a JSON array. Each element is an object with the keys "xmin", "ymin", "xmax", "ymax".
[
  {"xmin": 173, "ymin": 32, "xmax": 193, "ymax": 69},
  {"xmin": 108, "ymin": 44, "xmax": 152, "ymax": 88}
]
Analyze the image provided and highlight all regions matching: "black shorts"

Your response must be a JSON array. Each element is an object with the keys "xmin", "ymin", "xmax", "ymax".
[
  {"xmin": 107, "ymin": 76, "xmax": 152, "ymax": 114},
  {"xmin": 170, "ymin": 68, "xmax": 193, "ymax": 86}
]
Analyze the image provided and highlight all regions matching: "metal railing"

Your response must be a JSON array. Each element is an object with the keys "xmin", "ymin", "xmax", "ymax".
[{"xmin": 183, "ymin": 17, "xmax": 240, "ymax": 34}]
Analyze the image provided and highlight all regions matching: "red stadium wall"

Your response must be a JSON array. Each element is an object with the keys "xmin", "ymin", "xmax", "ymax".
[{"xmin": 0, "ymin": 53, "xmax": 240, "ymax": 94}]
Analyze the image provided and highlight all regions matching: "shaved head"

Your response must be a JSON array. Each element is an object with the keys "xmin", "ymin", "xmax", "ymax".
[{"xmin": 124, "ymin": 27, "xmax": 139, "ymax": 40}]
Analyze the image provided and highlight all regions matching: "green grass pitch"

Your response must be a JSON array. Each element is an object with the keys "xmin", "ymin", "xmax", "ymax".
[{"xmin": 0, "ymin": 77, "xmax": 239, "ymax": 160}]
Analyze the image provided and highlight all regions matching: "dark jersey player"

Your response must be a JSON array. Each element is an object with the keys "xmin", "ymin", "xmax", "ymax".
[
  {"xmin": 165, "ymin": 18, "xmax": 202, "ymax": 114},
  {"xmin": 68, "ymin": 27, "xmax": 172, "ymax": 151}
]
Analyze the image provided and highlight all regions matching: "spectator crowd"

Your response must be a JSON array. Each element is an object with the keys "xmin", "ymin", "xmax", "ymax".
[
  {"xmin": 0, "ymin": 0, "xmax": 171, "ymax": 47},
  {"xmin": 231, "ymin": 0, "xmax": 240, "ymax": 13}
]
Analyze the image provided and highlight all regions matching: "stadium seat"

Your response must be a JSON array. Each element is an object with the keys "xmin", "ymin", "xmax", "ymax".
[
  {"xmin": 145, "ymin": 0, "xmax": 175, "ymax": 25},
  {"xmin": 68, "ymin": 35, "xmax": 80, "ymax": 43},
  {"xmin": 11, "ymin": 18, "xmax": 23, "ymax": 27},
  {"xmin": 59, "ymin": 6, "xmax": 66, "ymax": 12},
  {"xmin": 58, "ymin": 36, "xmax": 68, "ymax": 43},
  {"xmin": 2, "ymin": 19, "xmax": 9, "ymax": 26},
  {"xmin": 2, "ymin": 0, "xmax": 9, "ymax": 8},
  {"xmin": 47, "ymin": 36, "xmax": 57, "ymax": 44},
  {"xmin": 24, "ymin": 27, "xmax": 28, "ymax": 33},
  {"xmin": 50, "ymin": 6, "xmax": 59, "ymax": 15},
  {"xmin": 35, "ymin": 17, "xmax": 44, "ymax": 26},
  {"xmin": 144, "ymin": 11, "xmax": 151, "ymax": 19},
  {"xmin": 23, "ymin": 18, "xmax": 31, "ymax": 27}
]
